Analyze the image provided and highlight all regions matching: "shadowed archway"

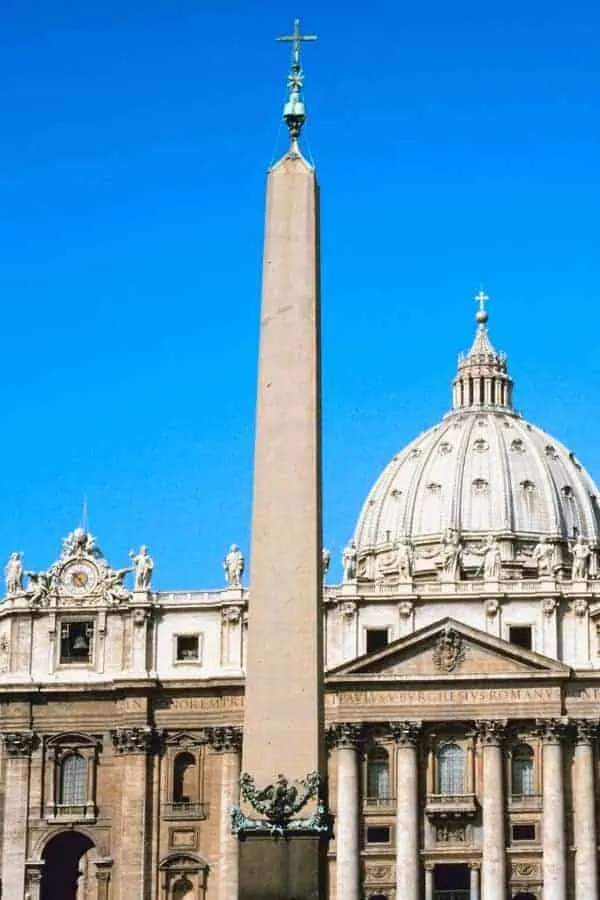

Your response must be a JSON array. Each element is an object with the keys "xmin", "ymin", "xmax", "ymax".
[{"xmin": 41, "ymin": 830, "xmax": 94, "ymax": 900}]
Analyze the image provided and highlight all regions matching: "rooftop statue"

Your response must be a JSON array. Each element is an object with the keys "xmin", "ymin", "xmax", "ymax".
[
  {"xmin": 342, "ymin": 540, "xmax": 357, "ymax": 581},
  {"xmin": 129, "ymin": 546, "xmax": 154, "ymax": 591},
  {"xmin": 474, "ymin": 534, "xmax": 502, "ymax": 580},
  {"xmin": 532, "ymin": 537, "xmax": 555, "ymax": 576},
  {"xmin": 4, "ymin": 552, "xmax": 23, "ymax": 595},
  {"xmin": 223, "ymin": 544, "xmax": 244, "ymax": 588},
  {"xmin": 570, "ymin": 535, "xmax": 592, "ymax": 581},
  {"xmin": 438, "ymin": 528, "xmax": 463, "ymax": 581}
]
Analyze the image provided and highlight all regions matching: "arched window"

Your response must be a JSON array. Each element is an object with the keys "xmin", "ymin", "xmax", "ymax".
[
  {"xmin": 173, "ymin": 875, "xmax": 194, "ymax": 900},
  {"xmin": 366, "ymin": 746, "xmax": 390, "ymax": 800},
  {"xmin": 59, "ymin": 753, "xmax": 86, "ymax": 805},
  {"xmin": 437, "ymin": 743, "xmax": 465, "ymax": 794},
  {"xmin": 511, "ymin": 744, "xmax": 535, "ymax": 796},
  {"xmin": 173, "ymin": 752, "xmax": 196, "ymax": 804}
]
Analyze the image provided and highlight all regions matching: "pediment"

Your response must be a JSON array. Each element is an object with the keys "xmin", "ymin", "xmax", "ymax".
[{"xmin": 327, "ymin": 617, "xmax": 571, "ymax": 680}]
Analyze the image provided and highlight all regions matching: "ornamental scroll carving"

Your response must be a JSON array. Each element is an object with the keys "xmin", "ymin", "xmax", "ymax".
[
  {"xmin": 433, "ymin": 626, "xmax": 466, "ymax": 673},
  {"xmin": 231, "ymin": 771, "xmax": 329, "ymax": 837},
  {"xmin": 111, "ymin": 727, "xmax": 156, "ymax": 755},
  {"xmin": 364, "ymin": 863, "xmax": 394, "ymax": 881}
]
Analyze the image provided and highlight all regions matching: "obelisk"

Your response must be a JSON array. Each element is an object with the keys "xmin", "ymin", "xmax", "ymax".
[{"xmin": 237, "ymin": 19, "xmax": 326, "ymax": 900}]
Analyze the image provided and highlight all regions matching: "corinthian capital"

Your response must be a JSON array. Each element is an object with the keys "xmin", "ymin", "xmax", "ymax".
[
  {"xmin": 390, "ymin": 720, "xmax": 422, "ymax": 746},
  {"xmin": 3, "ymin": 731, "xmax": 36, "ymax": 757},
  {"xmin": 207, "ymin": 725, "xmax": 243, "ymax": 753},
  {"xmin": 535, "ymin": 718, "xmax": 570, "ymax": 744},
  {"xmin": 111, "ymin": 726, "xmax": 155, "ymax": 755},
  {"xmin": 326, "ymin": 723, "xmax": 363, "ymax": 750},
  {"xmin": 475, "ymin": 719, "xmax": 507, "ymax": 746},
  {"xmin": 573, "ymin": 718, "xmax": 599, "ymax": 744}
]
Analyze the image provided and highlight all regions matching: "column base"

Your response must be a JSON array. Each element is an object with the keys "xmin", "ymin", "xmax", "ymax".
[{"xmin": 239, "ymin": 834, "xmax": 326, "ymax": 900}]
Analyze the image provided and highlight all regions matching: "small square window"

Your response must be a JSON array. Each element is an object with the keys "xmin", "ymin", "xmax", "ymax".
[
  {"xmin": 366, "ymin": 629, "xmax": 389, "ymax": 654},
  {"xmin": 365, "ymin": 825, "xmax": 390, "ymax": 844},
  {"xmin": 512, "ymin": 823, "xmax": 536, "ymax": 842},
  {"xmin": 60, "ymin": 622, "xmax": 93, "ymax": 665},
  {"xmin": 508, "ymin": 626, "xmax": 532, "ymax": 651},
  {"xmin": 175, "ymin": 635, "xmax": 200, "ymax": 662}
]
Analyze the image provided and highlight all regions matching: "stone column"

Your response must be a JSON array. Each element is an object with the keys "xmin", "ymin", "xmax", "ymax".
[
  {"xmin": 539, "ymin": 719, "xmax": 567, "ymax": 900},
  {"xmin": 424, "ymin": 862, "xmax": 434, "ymax": 900},
  {"xmin": 111, "ymin": 727, "xmax": 154, "ymax": 900},
  {"xmin": 1, "ymin": 731, "xmax": 35, "ymax": 900},
  {"xmin": 391, "ymin": 721, "xmax": 421, "ymax": 900},
  {"xmin": 94, "ymin": 864, "xmax": 113, "ymax": 900},
  {"xmin": 572, "ymin": 719, "xmax": 598, "ymax": 900},
  {"xmin": 210, "ymin": 726, "xmax": 243, "ymax": 900},
  {"xmin": 476, "ymin": 720, "xmax": 506, "ymax": 900},
  {"xmin": 469, "ymin": 862, "xmax": 480, "ymax": 900},
  {"xmin": 330, "ymin": 724, "xmax": 362, "ymax": 900}
]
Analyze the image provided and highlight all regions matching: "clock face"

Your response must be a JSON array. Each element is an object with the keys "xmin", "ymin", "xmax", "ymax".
[{"xmin": 60, "ymin": 562, "xmax": 97, "ymax": 596}]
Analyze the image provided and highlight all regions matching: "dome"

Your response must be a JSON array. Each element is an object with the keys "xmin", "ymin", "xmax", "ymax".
[{"xmin": 352, "ymin": 295, "xmax": 600, "ymax": 582}]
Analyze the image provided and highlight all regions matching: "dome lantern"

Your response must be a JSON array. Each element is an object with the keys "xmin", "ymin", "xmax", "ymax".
[{"xmin": 452, "ymin": 291, "xmax": 514, "ymax": 412}]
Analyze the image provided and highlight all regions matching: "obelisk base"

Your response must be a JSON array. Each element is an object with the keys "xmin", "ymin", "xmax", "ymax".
[{"xmin": 239, "ymin": 834, "xmax": 325, "ymax": 900}]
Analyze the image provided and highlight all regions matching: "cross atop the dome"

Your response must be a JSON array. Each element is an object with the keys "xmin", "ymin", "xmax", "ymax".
[{"xmin": 474, "ymin": 289, "xmax": 489, "ymax": 313}]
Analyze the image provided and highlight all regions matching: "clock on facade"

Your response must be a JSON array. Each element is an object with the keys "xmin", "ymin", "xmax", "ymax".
[{"xmin": 60, "ymin": 561, "xmax": 98, "ymax": 596}]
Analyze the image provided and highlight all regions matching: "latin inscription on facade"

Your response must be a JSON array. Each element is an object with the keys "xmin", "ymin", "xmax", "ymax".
[{"xmin": 327, "ymin": 686, "xmax": 560, "ymax": 707}]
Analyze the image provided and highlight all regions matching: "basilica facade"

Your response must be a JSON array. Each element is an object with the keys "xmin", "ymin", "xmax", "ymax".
[{"xmin": 0, "ymin": 298, "xmax": 599, "ymax": 900}]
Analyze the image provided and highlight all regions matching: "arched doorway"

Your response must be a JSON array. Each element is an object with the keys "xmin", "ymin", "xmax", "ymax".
[{"xmin": 41, "ymin": 830, "xmax": 94, "ymax": 900}]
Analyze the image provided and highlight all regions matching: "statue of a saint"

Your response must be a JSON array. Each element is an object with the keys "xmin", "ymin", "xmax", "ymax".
[
  {"xmin": 532, "ymin": 537, "xmax": 554, "ymax": 576},
  {"xmin": 129, "ymin": 546, "xmax": 154, "ymax": 591},
  {"xmin": 342, "ymin": 540, "xmax": 357, "ymax": 581},
  {"xmin": 223, "ymin": 544, "xmax": 244, "ymax": 587},
  {"xmin": 4, "ymin": 552, "xmax": 23, "ymax": 595},
  {"xmin": 321, "ymin": 548, "xmax": 331, "ymax": 580},
  {"xmin": 474, "ymin": 534, "xmax": 502, "ymax": 580},
  {"xmin": 570, "ymin": 535, "xmax": 592, "ymax": 581},
  {"xmin": 438, "ymin": 528, "xmax": 463, "ymax": 581}
]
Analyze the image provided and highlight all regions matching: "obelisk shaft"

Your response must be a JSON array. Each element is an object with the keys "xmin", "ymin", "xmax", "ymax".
[{"xmin": 243, "ymin": 150, "xmax": 323, "ymax": 785}]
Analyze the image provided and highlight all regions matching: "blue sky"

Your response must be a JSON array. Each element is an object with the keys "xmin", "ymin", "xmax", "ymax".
[{"xmin": 0, "ymin": 0, "xmax": 598, "ymax": 588}]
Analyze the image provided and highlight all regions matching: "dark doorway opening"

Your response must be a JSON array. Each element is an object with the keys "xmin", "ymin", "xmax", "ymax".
[
  {"xmin": 434, "ymin": 863, "xmax": 470, "ymax": 899},
  {"xmin": 512, "ymin": 894, "xmax": 537, "ymax": 900},
  {"xmin": 41, "ymin": 830, "xmax": 94, "ymax": 900}
]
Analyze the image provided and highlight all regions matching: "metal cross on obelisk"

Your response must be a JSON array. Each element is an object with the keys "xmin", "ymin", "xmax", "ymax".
[{"xmin": 275, "ymin": 19, "xmax": 318, "ymax": 141}]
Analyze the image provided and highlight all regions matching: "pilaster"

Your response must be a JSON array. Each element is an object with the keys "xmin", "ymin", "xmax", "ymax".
[
  {"xmin": 208, "ymin": 726, "xmax": 243, "ymax": 900},
  {"xmin": 111, "ymin": 726, "xmax": 155, "ymax": 900},
  {"xmin": 1, "ymin": 731, "xmax": 35, "ymax": 900}
]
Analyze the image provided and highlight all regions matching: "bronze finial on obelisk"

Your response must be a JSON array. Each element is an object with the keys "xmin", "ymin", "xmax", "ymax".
[{"xmin": 234, "ymin": 19, "xmax": 327, "ymax": 900}]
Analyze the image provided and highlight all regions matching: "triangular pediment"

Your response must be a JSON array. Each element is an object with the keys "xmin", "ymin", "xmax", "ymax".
[{"xmin": 327, "ymin": 617, "xmax": 571, "ymax": 680}]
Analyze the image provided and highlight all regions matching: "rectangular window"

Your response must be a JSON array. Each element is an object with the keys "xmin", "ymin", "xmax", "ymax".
[
  {"xmin": 366, "ymin": 628, "xmax": 389, "ymax": 654},
  {"xmin": 365, "ymin": 825, "xmax": 391, "ymax": 844},
  {"xmin": 175, "ymin": 634, "xmax": 200, "ymax": 662},
  {"xmin": 60, "ymin": 622, "xmax": 93, "ymax": 664},
  {"xmin": 508, "ymin": 625, "xmax": 532, "ymax": 651},
  {"xmin": 512, "ymin": 823, "xmax": 536, "ymax": 842}
]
